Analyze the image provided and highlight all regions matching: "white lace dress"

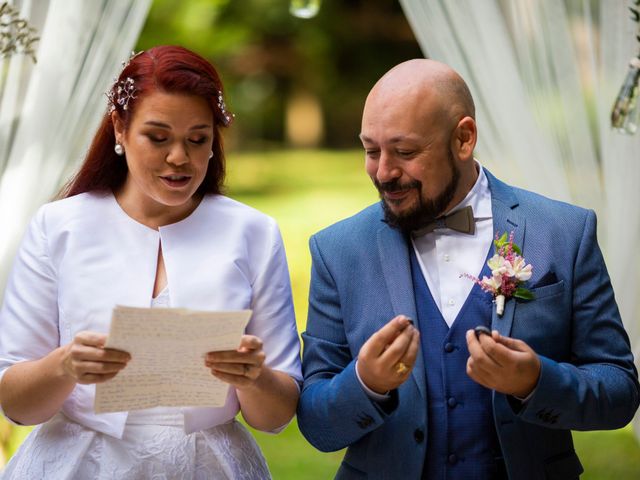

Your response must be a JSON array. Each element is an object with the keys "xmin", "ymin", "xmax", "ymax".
[{"xmin": 1, "ymin": 288, "xmax": 271, "ymax": 480}]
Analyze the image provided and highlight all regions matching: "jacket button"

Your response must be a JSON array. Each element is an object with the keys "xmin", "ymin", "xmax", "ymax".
[
  {"xmin": 448, "ymin": 454, "xmax": 458, "ymax": 465},
  {"xmin": 444, "ymin": 343, "xmax": 454, "ymax": 353},
  {"xmin": 414, "ymin": 429, "xmax": 424, "ymax": 443},
  {"xmin": 355, "ymin": 414, "xmax": 373, "ymax": 429},
  {"xmin": 447, "ymin": 397, "xmax": 457, "ymax": 408}
]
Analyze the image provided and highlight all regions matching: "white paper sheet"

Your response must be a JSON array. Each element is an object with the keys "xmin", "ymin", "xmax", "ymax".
[{"xmin": 94, "ymin": 306, "xmax": 252, "ymax": 414}]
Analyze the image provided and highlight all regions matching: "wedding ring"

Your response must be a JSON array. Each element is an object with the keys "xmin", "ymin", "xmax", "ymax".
[{"xmin": 395, "ymin": 361, "xmax": 409, "ymax": 375}]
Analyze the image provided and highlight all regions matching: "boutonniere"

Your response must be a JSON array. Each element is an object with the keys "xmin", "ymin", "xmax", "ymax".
[{"xmin": 462, "ymin": 232, "xmax": 534, "ymax": 316}]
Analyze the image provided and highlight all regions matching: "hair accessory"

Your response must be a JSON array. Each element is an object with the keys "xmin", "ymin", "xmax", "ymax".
[
  {"xmin": 114, "ymin": 143, "xmax": 124, "ymax": 156},
  {"xmin": 106, "ymin": 51, "xmax": 143, "ymax": 114},
  {"xmin": 217, "ymin": 91, "xmax": 234, "ymax": 126},
  {"xmin": 107, "ymin": 77, "xmax": 137, "ymax": 114}
]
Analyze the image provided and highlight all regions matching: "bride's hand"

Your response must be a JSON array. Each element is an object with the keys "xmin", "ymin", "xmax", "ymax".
[
  {"xmin": 205, "ymin": 335, "xmax": 266, "ymax": 389},
  {"xmin": 61, "ymin": 331, "xmax": 131, "ymax": 384}
]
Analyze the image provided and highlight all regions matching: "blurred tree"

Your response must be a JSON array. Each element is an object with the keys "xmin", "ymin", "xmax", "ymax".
[{"xmin": 136, "ymin": 0, "xmax": 422, "ymax": 149}]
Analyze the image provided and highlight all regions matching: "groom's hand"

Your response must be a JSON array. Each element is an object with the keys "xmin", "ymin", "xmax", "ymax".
[
  {"xmin": 466, "ymin": 329, "xmax": 541, "ymax": 398},
  {"xmin": 357, "ymin": 316, "xmax": 420, "ymax": 394}
]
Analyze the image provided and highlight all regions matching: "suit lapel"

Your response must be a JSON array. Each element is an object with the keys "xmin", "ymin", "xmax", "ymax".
[
  {"xmin": 377, "ymin": 222, "xmax": 426, "ymax": 400},
  {"xmin": 485, "ymin": 169, "xmax": 526, "ymax": 337}
]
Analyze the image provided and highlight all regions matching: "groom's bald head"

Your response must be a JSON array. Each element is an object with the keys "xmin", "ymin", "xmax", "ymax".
[{"xmin": 365, "ymin": 59, "xmax": 475, "ymax": 128}]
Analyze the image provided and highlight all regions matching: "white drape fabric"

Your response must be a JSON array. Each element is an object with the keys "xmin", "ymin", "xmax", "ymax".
[
  {"xmin": 0, "ymin": 0, "xmax": 151, "ymax": 294},
  {"xmin": 399, "ymin": 0, "xmax": 640, "ymax": 441}
]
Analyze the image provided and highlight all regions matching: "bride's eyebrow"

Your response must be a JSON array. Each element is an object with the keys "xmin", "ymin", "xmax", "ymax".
[
  {"xmin": 143, "ymin": 121, "xmax": 212, "ymax": 131},
  {"xmin": 143, "ymin": 121, "xmax": 171, "ymax": 129}
]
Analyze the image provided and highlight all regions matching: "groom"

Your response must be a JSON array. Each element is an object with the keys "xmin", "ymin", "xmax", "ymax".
[{"xmin": 297, "ymin": 59, "xmax": 639, "ymax": 479}]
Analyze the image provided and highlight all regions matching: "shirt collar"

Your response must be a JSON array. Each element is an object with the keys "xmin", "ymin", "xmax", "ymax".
[{"xmin": 445, "ymin": 160, "xmax": 492, "ymax": 220}]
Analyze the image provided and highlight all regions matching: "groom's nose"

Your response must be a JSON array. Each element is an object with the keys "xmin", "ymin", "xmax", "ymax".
[{"xmin": 376, "ymin": 152, "xmax": 402, "ymax": 183}]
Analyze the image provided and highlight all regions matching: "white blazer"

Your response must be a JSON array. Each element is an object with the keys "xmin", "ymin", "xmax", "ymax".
[{"xmin": 0, "ymin": 192, "xmax": 302, "ymax": 437}]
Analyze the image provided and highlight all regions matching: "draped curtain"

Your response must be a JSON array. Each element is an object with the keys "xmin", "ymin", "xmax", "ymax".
[
  {"xmin": 0, "ymin": 0, "xmax": 150, "ymax": 465},
  {"xmin": 399, "ymin": 0, "xmax": 640, "ymax": 440},
  {"xmin": 0, "ymin": 0, "xmax": 151, "ymax": 294}
]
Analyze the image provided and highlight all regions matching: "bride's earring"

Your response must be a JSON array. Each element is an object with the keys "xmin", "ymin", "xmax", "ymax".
[
  {"xmin": 208, "ymin": 151, "xmax": 213, "ymax": 159},
  {"xmin": 114, "ymin": 143, "xmax": 124, "ymax": 156}
]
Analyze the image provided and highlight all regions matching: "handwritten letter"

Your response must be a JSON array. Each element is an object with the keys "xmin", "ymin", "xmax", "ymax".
[{"xmin": 94, "ymin": 306, "xmax": 251, "ymax": 414}]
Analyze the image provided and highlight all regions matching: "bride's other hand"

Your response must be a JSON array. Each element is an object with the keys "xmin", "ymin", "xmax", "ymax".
[
  {"xmin": 205, "ymin": 335, "xmax": 298, "ymax": 431},
  {"xmin": 205, "ymin": 335, "xmax": 266, "ymax": 389},
  {"xmin": 61, "ymin": 331, "xmax": 131, "ymax": 384}
]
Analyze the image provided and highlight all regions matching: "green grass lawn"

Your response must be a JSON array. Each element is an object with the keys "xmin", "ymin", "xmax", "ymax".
[{"xmin": 2, "ymin": 149, "xmax": 639, "ymax": 477}]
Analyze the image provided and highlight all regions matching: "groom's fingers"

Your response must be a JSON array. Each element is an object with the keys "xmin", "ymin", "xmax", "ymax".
[
  {"xmin": 380, "ymin": 324, "xmax": 416, "ymax": 365},
  {"xmin": 478, "ymin": 332, "xmax": 532, "ymax": 367},
  {"xmin": 397, "ymin": 328, "xmax": 420, "ymax": 369},
  {"xmin": 466, "ymin": 330, "xmax": 502, "ymax": 370},
  {"xmin": 364, "ymin": 315, "xmax": 413, "ymax": 358},
  {"xmin": 493, "ymin": 332, "xmax": 531, "ymax": 353},
  {"xmin": 356, "ymin": 316, "xmax": 416, "ymax": 393}
]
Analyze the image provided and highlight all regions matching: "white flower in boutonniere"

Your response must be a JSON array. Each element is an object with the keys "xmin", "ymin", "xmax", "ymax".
[{"xmin": 461, "ymin": 232, "xmax": 534, "ymax": 316}]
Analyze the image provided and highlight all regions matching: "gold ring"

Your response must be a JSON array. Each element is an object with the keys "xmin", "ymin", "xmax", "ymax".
[{"xmin": 395, "ymin": 361, "xmax": 409, "ymax": 375}]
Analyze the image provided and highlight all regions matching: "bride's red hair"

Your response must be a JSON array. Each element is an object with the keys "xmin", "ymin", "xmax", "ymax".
[{"xmin": 60, "ymin": 45, "xmax": 232, "ymax": 198}]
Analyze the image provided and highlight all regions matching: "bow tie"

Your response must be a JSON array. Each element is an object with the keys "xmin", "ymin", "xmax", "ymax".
[{"xmin": 412, "ymin": 206, "xmax": 475, "ymax": 237}]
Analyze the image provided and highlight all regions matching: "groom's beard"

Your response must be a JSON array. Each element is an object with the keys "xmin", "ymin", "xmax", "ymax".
[{"xmin": 376, "ymin": 151, "xmax": 460, "ymax": 233}]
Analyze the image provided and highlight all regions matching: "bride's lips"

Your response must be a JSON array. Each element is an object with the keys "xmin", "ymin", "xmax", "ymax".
[{"xmin": 160, "ymin": 175, "xmax": 192, "ymax": 188}]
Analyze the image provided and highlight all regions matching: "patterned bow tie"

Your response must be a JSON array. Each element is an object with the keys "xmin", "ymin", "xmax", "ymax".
[{"xmin": 412, "ymin": 205, "xmax": 475, "ymax": 237}]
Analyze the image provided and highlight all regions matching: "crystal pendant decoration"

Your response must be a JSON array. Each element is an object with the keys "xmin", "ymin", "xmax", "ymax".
[
  {"xmin": 290, "ymin": 0, "xmax": 321, "ymax": 19},
  {"xmin": 611, "ymin": 57, "xmax": 640, "ymax": 135},
  {"xmin": 0, "ymin": 2, "xmax": 40, "ymax": 62}
]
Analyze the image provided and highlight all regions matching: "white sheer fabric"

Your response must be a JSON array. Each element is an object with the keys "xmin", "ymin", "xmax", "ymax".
[
  {"xmin": 0, "ymin": 0, "xmax": 150, "ymax": 466},
  {"xmin": 399, "ymin": 0, "xmax": 640, "ymax": 441},
  {"xmin": 0, "ymin": 0, "xmax": 151, "ymax": 295}
]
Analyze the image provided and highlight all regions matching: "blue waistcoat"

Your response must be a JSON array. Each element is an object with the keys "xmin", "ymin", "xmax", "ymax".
[{"xmin": 410, "ymin": 248, "xmax": 504, "ymax": 480}]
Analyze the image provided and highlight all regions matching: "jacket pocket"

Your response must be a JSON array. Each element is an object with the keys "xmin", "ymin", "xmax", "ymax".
[
  {"xmin": 529, "ymin": 280, "xmax": 564, "ymax": 300},
  {"xmin": 544, "ymin": 450, "xmax": 583, "ymax": 479}
]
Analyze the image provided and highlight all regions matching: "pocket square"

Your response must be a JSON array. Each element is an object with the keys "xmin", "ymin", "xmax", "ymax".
[{"xmin": 532, "ymin": 271, "xmax": 558, "ymax": 289}]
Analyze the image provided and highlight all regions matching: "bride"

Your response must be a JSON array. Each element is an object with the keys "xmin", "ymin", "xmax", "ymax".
[{"xmin": 0, "ymin": 45, "xmax": 301, "ymax": 479}]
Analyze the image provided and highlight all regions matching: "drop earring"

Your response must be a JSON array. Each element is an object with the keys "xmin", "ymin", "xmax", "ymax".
[{"xmin": 114, "ymin": 143, "xmax": 124, "ymax": 156}]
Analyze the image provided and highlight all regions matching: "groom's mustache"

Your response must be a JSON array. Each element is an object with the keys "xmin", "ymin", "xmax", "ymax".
[{"xmin": 374, "ymin": 179, "xmax": 422, "ymax": 195}]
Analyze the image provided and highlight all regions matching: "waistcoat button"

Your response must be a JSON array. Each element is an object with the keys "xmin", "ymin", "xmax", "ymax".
[
  {"xmin": 448, "ymin": 454, "xmax": 458, "ymax": 465},
  {"xmin": 413, "ymin": 428, "xmax": 424, "ymax": 443},
  {"xmin": 444, "ymin": 343, "xmax": 454, "ymax": 353}
]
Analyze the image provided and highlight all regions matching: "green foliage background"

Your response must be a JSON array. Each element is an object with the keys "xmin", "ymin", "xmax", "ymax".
[{"xmin": 136, "ymin": 0, "xmax": 423, "ymax": 149}]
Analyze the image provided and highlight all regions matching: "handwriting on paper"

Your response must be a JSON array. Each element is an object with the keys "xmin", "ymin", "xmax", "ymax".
[{"xmin": 94, "ymin": 306, "xmax": 251, "ymax": 414}]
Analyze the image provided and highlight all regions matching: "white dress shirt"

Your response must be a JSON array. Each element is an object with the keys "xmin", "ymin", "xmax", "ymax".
[
  {"xmin": 0, "ymin": 192, "xmax": 302, "ymax": 437},
  {"xmin": 411, "ymin": 163, "xmax": 493, "ymax": 327}
]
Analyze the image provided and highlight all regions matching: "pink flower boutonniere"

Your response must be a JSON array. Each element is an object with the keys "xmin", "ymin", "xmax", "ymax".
[{"xmin": 463, "ymin": 232, "xmax": 534, "ymax": 316}]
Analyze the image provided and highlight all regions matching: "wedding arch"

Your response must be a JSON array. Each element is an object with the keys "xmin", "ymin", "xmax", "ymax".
[{"xmin": 399, "ymin": 0, "xmax": 640, "ymax": 440}]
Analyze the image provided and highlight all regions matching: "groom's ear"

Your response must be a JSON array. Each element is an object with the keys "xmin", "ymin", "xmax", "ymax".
[{"xmin": 452, "ymin": 116, "xmax": 477, "ymax": 161}]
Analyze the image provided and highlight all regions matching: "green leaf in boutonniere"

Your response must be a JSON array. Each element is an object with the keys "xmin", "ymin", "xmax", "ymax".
[{"xmin": 514, "ymin": 287, "xmax": 535, "ymax": 300}]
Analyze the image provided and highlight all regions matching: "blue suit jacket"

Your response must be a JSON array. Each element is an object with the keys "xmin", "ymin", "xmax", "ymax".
[{"xmin": 297, "ymin": 170, "xmax": 640, "ymax": 479}]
